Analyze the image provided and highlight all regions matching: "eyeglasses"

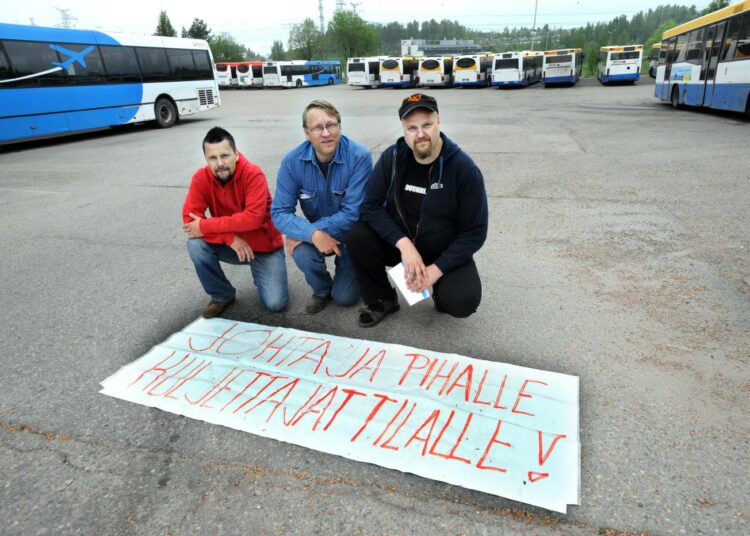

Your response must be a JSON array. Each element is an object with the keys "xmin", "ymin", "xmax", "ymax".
[{"xmin": 306, "ymin": 122, "xmax": 340, "ymax": 135}]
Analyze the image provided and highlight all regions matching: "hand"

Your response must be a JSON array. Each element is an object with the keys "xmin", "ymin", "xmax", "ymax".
[
  {"xmin": 230, "ymin": 235, "xmax": 255, "ymax": 262},
  {"xmin": 410, "ymin": 264, "xmax": 443, "ymax": 293},
  {"xmin": 396, "ymin": 237, "xmax": 427, "ymax": 288},
  {"xmin": 286, "ymin": 236, "xmax": 302, "ymax": 256},
  {"xmin": 182, "ymin": 212, "xmax": 204, "ymax": 238},
  {"xmin": 311, "ymin": 229, "xmax": 341, "ymax": 256}
]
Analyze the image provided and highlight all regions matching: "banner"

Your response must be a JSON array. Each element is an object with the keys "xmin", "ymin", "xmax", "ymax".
[{"xmin": 100, "ymin": 318, "xmax": 580, "ymax": 513}]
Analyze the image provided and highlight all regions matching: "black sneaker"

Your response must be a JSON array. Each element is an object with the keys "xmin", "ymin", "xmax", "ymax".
[{"xmin": 305, "ymin": 294, "xmax": 332, "ymax": 314}]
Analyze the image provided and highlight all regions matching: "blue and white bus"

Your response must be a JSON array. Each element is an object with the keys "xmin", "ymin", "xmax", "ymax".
[
  {"xmin": 0, "ymin": 23, "xmax": 219, "ymax": 143},
  {"xmin": 491, "ymin": 51, "xmax": 544, "ymax": 87},
  {"xmin": 542, "ymin": 49, "xmax": 583, "ymax": 87},
  {"xmin": 597, "ymin": 45, "xmax": 643, "ymax": 84},
  {"xmin": 655, "ymin": 0, "xmax": 750, "ymax": 116},
  {"xmin": 262, "ymin": 60, "xmax": 342, "ymax": 88}
]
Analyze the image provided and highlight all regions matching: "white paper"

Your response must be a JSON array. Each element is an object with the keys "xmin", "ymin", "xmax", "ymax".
[
  {"xmin": 101, "ymin": 318, "xmax": 580, "ymax": 513},
  {"xmin": 387, "ymin": 262, "xmax": 431, "ymax": 306}
]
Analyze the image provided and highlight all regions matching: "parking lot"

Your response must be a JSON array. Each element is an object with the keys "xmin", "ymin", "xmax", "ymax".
[{"xmin": 1, "ymin": 79, "xmax": 748, "ymax": 535}]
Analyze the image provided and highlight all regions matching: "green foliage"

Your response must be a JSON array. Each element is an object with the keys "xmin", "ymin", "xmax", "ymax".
[
  {"xmin": 270, "ymin": 40, "xmax": 286, "ymax": 61},
  {"xmin": 289, "ymin": 18, "xmax": 323, "ymax": 61},
  {"xmin": 154, "ymin": 10, "xmax": 177, "ymax": 37},
  {"xmin": 327, "ymin": 10, "xmax": 380, "ymax": 60},
  {"xmin": 184, "ymin": 18, "xmax": 211, "ymax": 41},
  {"xmin": 210, "ymin": 33, "xmax": 245, "ymax": 62},
  {"xmin": 701, "ymin": 1, "xmax": 730, "ymax": 16}
]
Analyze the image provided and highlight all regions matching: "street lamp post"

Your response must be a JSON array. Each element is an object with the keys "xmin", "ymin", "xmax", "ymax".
[{"xmin": 531, "ymin": 0, "xmax": 539, "ymax": 51}]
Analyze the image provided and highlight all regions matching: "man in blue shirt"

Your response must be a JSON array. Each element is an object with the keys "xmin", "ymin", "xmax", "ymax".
[{"xmin": 272, "ymin": 100, "xmax": 372, "ymax": 313}]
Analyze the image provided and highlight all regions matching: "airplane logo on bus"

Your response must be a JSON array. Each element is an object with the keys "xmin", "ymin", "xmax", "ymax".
[{"xmin": 49, "ymin": 44, "xmax": 95, "ymax": 70}]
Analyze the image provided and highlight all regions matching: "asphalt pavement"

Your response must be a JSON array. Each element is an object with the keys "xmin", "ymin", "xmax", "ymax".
[{"xmin": 1, "ymin": 78, "xmax": 748, "ymax": 535}]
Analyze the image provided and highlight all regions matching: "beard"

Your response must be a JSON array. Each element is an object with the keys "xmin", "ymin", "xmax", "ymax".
[
  {"xmin": 214, "ymin": 168, "xmax": 233, "ymax": 183},
  {"xmin": 413, "ymin": 138, "xmax": 434, "ymax": 160}
]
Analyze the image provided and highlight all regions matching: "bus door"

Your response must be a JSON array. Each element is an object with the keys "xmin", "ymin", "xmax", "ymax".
[
  {"xmin": 702, "ymin": 22, "xmax": 726, "ymax": 107},
  {"xmin": 230, "ymin": 65, "xmax": 238, "ymax": 85}
]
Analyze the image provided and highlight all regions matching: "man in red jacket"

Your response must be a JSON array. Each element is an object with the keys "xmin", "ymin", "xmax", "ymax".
[{"xmin": 183, "ymin": 127, "xmax": 288, "ymax": 318}]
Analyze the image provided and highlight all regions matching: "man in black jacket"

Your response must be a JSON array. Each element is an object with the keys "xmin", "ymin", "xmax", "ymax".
[{"xmin": 345, "ymin": 93, "xmax": 488, "ymax": 327}]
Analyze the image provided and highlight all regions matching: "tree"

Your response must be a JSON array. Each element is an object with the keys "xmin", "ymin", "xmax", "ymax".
[
  {"xmin": 210, "ymin": 32, "xmax": 245, "ymax": 62},
  {"xmin": 701, "ymin": 1, "xmax": 729, "ymax": 16},
  {"xmin": 270, "ymin": 40, "xmax": 286, "ymax": 61},
  {"xmin": 328, "ymin": 10, "xmax": 380, "ymax": 60},
  {"xmin": 289, "ymin": 18, "xmax": 323, "ymax": 60},
  {"xmin": 154, "ymin": 10, "xmax": 176, "ymax": 37},
  {"xmin": 185, "ymin": 18, "xmax": 211, "ymax": 41}
]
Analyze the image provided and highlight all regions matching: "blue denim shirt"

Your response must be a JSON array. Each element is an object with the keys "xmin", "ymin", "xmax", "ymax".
[{"xmin": 272, "ymin": 135, "xmax": 372, "ymax": 242}]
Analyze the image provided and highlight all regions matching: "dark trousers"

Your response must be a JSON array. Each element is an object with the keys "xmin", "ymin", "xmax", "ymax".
[{"xmin": 345, "ymin": 221, "xmax": 482, "ymax": 318}]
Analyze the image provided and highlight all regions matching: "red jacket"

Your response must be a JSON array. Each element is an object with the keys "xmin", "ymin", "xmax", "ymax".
[{"xmin": 182, "ymin": 153, "xmax": 283, "ymax": 252}]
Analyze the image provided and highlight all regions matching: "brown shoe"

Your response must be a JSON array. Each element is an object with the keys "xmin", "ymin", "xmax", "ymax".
[{"xmin": 202, "ymin": 297, "xmax": 235, "ymax": 318}]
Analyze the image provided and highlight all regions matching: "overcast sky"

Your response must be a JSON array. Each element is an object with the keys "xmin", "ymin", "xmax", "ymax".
[{"xmin": 4, "ymin": 1, "xmax": 712, "ymax": 55}]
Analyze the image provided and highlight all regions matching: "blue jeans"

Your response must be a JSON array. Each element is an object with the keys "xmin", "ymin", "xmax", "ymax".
[
  {"xmin": 291, "ymin": 242, "xmax": 360, "ymax": 306},
  {"xmin": 186, "ymin": 239, "xmax": 289, "ymax": 312}
]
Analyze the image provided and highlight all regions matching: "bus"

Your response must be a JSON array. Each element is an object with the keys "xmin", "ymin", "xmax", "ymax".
[
  {"xmin": 655, "ymin": 0, "xmax": 750, "ymax": 115},
  {"xmin": 453, "ymin": 54, "xmax": 493, "ymax": 86},
  {"xmin": 347, "ymin": 56, "xmax": 385, "ymax": 88},
  {"xmin": 597, "ymin": 45, "xmax": 643, "ymax": 84},
  {"xmin": 214, "ymin": 62, "xmax": 238, "ymax": 88},
  {"xmin": 380, "ymin": 57, "xmax": 419, "ymax": 87},
  {"xmin": 262, "ymin": 60, "xmax": 342, "ymax": 88},
  {"xmin": 542, "ymin": 49, "xmax": 583, "ymax": 86},
  {"xmin": 236, "ymin": 61, "xmax": 263, "ymax": 88},
  {"xmin": 491, "ymin": 51, "xmax": 544, "ymax": 87},
  {"xmin": 417, "ymin": 56, "xmax": 453, "ymax": 87},
  {"xmin": 0, "ymin": 23, "xmax": 219, "ymax": 143},
  {"xmin": 647, "ymin": 43, "xmax": 664, "ymax": 78}
]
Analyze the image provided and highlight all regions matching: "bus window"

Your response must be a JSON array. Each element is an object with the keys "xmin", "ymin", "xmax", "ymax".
[
  {"xmin": 348, "ymin": 62, "xmax": 365, "ymax": 71},
  {"xmin": 722, "ymin": 12, "xmax": 750, "ymax": 60},
  {"xmin": 0, "ymin": 42, "xmax": 9, "ymax": 78},
  {"xmin": 547, "ymin": 54, "xmax": 572, "ymax": 64},
  {"xmin": 421, "ymin": 59, "xmax": 440, "ymax": 70},
  {"xmin": 2, "ymin": 40, "xmax": 66, "ymax": 87},
  {"xmin": 135, "ymin": 47, "xmax": 170, "ymax": 82},
  {"xmin": 60, "ymin": 44, "xmax": 107, "ymax": 85},
  {"xmin": 684, "ymin": 29, "xmax": 704, "ymax": 64},
  {"xmin": 100, "ymin": 45, "xmax": 140, "ymax": 84},
  {"xmin": 495, "ymin": 59, "xmax": 517, "ymax": 69},
  {"xmin": 192, "ymin": 51, "xmax": 213, "ymax": 79},
  {"xmin": 456, "ymin": 57, "xmax": 476, "ymax": 68},
  {"xmin": 167, "ymin": 48, "xmax": 197, "ymax": 81},
  {"xmin": 382, "ymin": 59, "xmax": 399, "ymax": 69}
]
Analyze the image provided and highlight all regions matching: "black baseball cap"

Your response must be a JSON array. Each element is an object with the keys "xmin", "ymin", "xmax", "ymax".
[{"xmin": 398, "ymin": 93, "xmax": 439, "ymax": 119}]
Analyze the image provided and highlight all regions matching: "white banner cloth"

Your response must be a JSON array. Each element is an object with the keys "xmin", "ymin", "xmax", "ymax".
[{"xmin": 100, "ymin": 318, "xmax": 580, "ymax": 513}]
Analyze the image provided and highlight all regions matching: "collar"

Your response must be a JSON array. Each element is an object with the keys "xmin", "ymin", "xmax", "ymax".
[{"xmin": 299, "ymin": 136, "xmax": 346, "ymax": 165}]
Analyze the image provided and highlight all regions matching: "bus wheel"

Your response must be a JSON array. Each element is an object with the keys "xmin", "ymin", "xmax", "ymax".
[
  {"xmin": 671, "ymin": 86, "xmax": 681, "ymax": 109},
  {"xmin": 295, "ymin": 79, "xmax": 303, "ymax": 88},
  {"xmin": 155, "ymin": 98, "xmax": 177, "ymax": 128}
]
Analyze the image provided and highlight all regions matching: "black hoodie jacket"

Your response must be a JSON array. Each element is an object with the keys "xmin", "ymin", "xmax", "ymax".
[{"xmin": 360, "ymin": 133, "xmax": 488, "ymax": 274}]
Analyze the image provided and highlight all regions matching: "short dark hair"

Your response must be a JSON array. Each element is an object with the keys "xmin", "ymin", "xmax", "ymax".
[{"xmin": 202, "ymin": 127, "xmax": 237, "ymax": 152}]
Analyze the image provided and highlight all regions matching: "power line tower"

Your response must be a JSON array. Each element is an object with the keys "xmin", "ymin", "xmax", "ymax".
[
  {"xmin": 350, "ymin": 2, "xmax": 362, "ymax": 14},
  {"xmin": 318, "ymin": 0, "xmax": 325, "ymax": 33},
  {"xmin": 55, "ymin": 7, "xmax": 77, "ymax": 29},
  {"xmin": 334, "ymin": 0, "xmax": 346, "ymax": 12}
]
